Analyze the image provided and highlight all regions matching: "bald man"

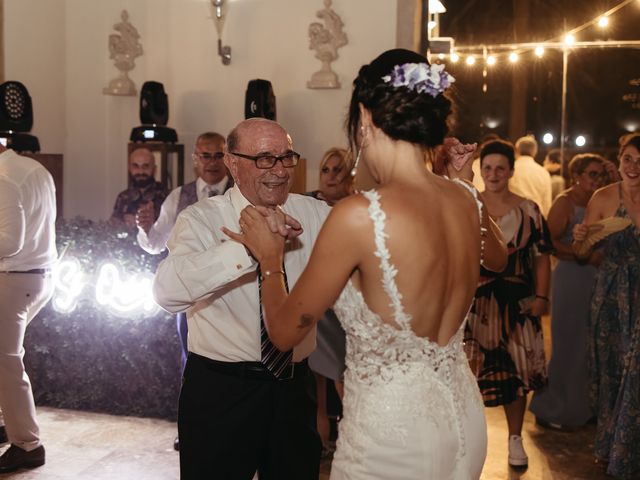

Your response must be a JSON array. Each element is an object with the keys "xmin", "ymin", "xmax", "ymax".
[{"xmin": 110, "ymin": 147, "xmax": 168, "ymax": 228}]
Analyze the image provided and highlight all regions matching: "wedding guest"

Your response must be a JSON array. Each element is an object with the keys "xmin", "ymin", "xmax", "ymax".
[
  {"xmin": 573, "ymin": 133, "xmax": 640, "ymax": 478},
  {"xmin": 510, "ymin": 135, "xmax": 553, "ymax": 215},
  {"xmin": 152, "ymin": 117, "xmax": 329, "ymax": 479},
  {"xmin": 464, "ymin": 138, "xmax": 552, "ymax": 468},
  {"xmin": 543, "ymin": 148, "xmax": 566, "ymax": 201},
  {"xmin": 529, "ymin": 153, "xmax": 606, "ymax": 429},
  {"xmin": 110, "ymin": 147, "xmax": 168, "ymax": 228},
  {"xmin": 0, "ymin": 145, "xmax": 57, "ymax": 473}
]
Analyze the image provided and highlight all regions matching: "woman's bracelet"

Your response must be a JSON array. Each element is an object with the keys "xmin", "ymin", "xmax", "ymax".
[
  {"xmin": 260, "ymin": 269, "xmax": 285, "ymax": 282},
  {"xmin": 535, "ymin": 295, "xmax": 549, "ymax": 303}
]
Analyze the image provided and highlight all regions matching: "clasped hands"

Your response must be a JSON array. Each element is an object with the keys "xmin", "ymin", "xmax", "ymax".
[{"xmin": 223, "ymin": 206, "xmax": 303, "ymax": 262}]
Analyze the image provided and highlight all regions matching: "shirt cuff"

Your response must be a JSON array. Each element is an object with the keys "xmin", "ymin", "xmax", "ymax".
[{"xmin": 218, "ymin": 239, "xmax": 255, "ymax": 273}]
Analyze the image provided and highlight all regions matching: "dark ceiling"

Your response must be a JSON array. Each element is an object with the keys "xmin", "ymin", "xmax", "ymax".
[{"xmin": 437, "ymin": 0, "xmax": 640, "ymax": 156}]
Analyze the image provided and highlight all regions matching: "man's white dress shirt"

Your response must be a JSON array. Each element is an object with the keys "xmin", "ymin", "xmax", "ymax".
[
  {"xmin": 509, "ymin": 155, "xmax": 553, "ymax": 216},
  {"xmin": 137, "ymin": 176, "xmax": 230, "ymax": 254},
  {"xmin": 0, "ymin": 149, "xmax": 57, "ymax": 271},
  {"xmin": 153, "ymin": 185, "xmax": 331, "ymax": 363}
]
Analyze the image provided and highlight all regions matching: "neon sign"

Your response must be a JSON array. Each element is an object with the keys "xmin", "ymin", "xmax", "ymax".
[{"xmin": 52, "ymin": 258, "xmax": 160, "ymax": 317}]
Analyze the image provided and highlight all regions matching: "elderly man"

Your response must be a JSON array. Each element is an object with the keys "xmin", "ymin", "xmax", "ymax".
[
  {"xmin": 136, "ymin": 131, "xmax": 233, "ymax": 451},
  {"xmin": 509, "ymin": 135, "xmax": 552, "ymax": 216},
  {"xmin": 0, "ymin": 145, "xmax": 57, "ymax": 473},
  {"xmin": 110, "ymin": 147, "xmax": 168, "ymax": 228},
  {"xmin": 153, "ymin": 118, "xmax": 328, "ymax": 479}
]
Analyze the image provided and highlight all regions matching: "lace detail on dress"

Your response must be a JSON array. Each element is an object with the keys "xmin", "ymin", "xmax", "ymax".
[
  {"xmin": 364, "ymin": 190, "xmax": 412, "ymax": 328},
  {"xmin": 333, "ymin": 189, "xmax": 484, "ymax": 474}
]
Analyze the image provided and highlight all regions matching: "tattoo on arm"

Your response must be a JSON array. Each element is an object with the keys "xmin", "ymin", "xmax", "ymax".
[{"xmin": 297, "ymin": 314, "xmax": 314, "ymax": 329}]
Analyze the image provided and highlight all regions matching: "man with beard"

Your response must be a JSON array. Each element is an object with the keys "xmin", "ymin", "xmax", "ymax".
[
  {"xmin": 110, "ymin": 147, "xmax": 168, "ymax": 228},
  {"xmin": 136, "ymin": 131, "xmax": 233, "ymax": 451}
]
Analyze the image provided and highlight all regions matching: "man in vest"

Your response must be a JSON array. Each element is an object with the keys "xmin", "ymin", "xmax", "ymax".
[{"xmin": 136, "ymin": 131, "xmax": 233, "ymax": 451}]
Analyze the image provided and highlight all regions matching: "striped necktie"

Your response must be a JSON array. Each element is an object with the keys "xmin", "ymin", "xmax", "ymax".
[{"xmin": 257, "ymin": 265, "xmax": 293, "ymax": 379}]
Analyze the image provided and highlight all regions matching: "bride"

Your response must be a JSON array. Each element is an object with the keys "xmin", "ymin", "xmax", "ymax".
[{"xmin": 226, "ymin": 48, "xmax": 507, "ymax": 479}]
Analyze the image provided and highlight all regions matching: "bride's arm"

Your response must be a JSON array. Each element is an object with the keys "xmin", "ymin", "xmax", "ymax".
[{"xmin": 226, "ymin": 196, "xmax": 367, "ymax": 351}]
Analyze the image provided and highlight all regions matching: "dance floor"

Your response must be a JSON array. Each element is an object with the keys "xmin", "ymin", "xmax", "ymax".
[{"xmin": 0, "ymin": 316, "xmax": 613, "ymax": 479}]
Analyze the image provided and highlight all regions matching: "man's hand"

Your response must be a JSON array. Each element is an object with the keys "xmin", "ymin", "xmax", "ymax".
[
  {"xmin": 254, "ymin": 205, "xmax": 303, "ymax": 241},
  {"xmin": 136, "ymin": 201, "xmax": 155, "ymax": 234}
]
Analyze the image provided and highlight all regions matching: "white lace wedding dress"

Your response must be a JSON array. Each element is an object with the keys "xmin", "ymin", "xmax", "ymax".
[{"xmin": 330, "ymin": 189, "xmax": 487, "ymax": 480}]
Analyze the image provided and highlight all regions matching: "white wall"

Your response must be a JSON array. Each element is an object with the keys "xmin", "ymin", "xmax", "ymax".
[{"xmin": 5, "ymin": 0, "xmax": 397, "ymax": 219}]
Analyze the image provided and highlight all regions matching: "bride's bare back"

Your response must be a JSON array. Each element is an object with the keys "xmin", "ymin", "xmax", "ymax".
[{"xmin": 348, "ymin": 174, "xmax": 480, "ymax": 345}]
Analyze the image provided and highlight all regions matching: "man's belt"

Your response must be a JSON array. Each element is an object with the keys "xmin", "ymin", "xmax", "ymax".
[{"xmin": 189, "ymin": 352, "xmax": 307, "ymax": 381}]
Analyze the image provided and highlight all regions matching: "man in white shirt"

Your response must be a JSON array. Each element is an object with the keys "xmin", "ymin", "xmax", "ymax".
[
  {"xmin": 153, "ymin": 118, "xmax": 329, "ymax": 479},
  {"xmin": 509, "ymin": 135, "xmax": 553, "ymax": 216},
  {"xmin": 136, "ymin": 131, "xmax": 233, "ymax": 451},
  {"xmin": 0, "ymin": 146, "xmax": 57, "ymax": 473}
]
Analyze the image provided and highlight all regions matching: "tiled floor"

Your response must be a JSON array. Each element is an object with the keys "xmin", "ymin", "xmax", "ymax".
[
  {"xmin": 0, "ymin": 315, "xmax": 619, "ymax": 479},
  {"xmin": 0, "ymin": 404, "xmax": 612, "ymax": 480}
]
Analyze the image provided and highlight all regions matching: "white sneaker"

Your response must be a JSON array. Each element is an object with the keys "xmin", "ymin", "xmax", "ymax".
[{"xmin": 508, "ymin": 435, "xmax": 528, "ymax": 467}]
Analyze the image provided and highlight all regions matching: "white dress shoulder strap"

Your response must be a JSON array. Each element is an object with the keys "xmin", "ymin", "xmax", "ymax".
[
  {"xmin": 451, "ymin": 178, "xmax": 483, "ymax": 220},
  {"xmin": 361, "ymin": 190, "xmax": 412, "ymax": 329}
]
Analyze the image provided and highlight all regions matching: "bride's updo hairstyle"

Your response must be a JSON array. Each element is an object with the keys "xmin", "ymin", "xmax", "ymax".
[{"xmin": 347, "ymin": 48, "xmax": 453, "ymax": 153}]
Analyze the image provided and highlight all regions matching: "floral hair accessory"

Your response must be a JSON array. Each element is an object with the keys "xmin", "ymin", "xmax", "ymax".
[{"xmin": 381, "ymin": 62, "xmax": 455, "ymax": 97}]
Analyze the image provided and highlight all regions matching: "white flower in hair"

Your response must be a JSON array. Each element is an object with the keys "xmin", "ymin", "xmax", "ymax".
[{"xmin": 382, "ymin": 62, "xmax": 455, "ymax": 97}]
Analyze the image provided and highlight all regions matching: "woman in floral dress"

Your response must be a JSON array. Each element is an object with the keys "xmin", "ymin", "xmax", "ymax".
[
  {"xmin": 464, "ymin": 139, "xmax": 552, "ymax": 468},
  {"xmin": 573, "ymin": 133, "xmax": 640, "ymax": 479}
]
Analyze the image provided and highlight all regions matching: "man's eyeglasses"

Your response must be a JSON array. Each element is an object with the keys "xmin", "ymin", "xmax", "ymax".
[
  {"xmin": 193, "ymin": 152, "xmax": 225, "ymax": 162},
  {"xmin": 231, "ymin": 151, "xmax": 300, "ymax": 169}
]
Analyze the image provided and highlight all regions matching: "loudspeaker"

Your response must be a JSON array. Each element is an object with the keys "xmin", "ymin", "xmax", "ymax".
[
  {"xmin": 0, "ymin": 81, "xmax": 39, "ymax": 152},
  {"xmin": 139, "ymin": 81, "xmax": 169, "ymax": 126},
  {"xmin": 244, "ymin": 79, "xmax": 276, "ymax": 121}
]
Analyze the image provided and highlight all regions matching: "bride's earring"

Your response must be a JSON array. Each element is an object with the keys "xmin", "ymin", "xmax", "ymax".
[{"xmin": 351, "ymin": 127, "xmax": 367, "ymax": 178}]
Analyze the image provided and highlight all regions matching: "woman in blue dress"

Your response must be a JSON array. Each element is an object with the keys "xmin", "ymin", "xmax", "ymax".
[
  {"xmin": 573, "ymin": 133, "xmax": 640, "ymax": 478},
  {"xmin": 529, "ymin": 154, "xmax": 607, "ymax": 428}
]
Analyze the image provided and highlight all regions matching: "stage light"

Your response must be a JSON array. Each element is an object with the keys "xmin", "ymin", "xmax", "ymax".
[
  {"xmin": 542, "ymin": 133, "xmax": 554, "ymax": 144},
  {"xmin": 534, "ymin": 46, "xmax": 544, "ymax": 58},
  {"xmin": 575, "ymin": 135, "xmax": 586, "ymax": 147}
]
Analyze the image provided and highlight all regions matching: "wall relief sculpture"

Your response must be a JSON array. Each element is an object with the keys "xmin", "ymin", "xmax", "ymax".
[
  {"xmin": 103, "ymin": 10, "xmax": 143, "ymax": 96},
  {"xmin": 307, "ymin": 0, "xmax": 348, "ymax": 89}
]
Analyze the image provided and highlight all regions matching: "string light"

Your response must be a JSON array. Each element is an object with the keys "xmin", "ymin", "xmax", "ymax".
[
  {"xmin": 449, "ymin": 0, "xmax": 638, "ymax": 61},
  {"xmin": 486, "ymin": 55, "xmax": 497, "ymax": 66},
  {"xmin": 508, "ymin": 52, "xmax": 519, "ymax": 63},
  {"xmin": 466, "ymin": 55, "xmax": 476, "ymax": 65},
  {"xmin": 450, "ymin": 52, "xmax": 460, "ymax": 63}
]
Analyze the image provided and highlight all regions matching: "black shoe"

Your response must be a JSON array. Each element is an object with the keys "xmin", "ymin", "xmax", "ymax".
[
  {"xmin": 0, "ymin": 444, "xmax": 45, "ymax": 473},
  {"xmin": 173, "ymin": 436, "xmax": 179, "ymax": 451},
  {"xmin": 0, "ymin": 426, "xmax": 7, "ymax": 445}
]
